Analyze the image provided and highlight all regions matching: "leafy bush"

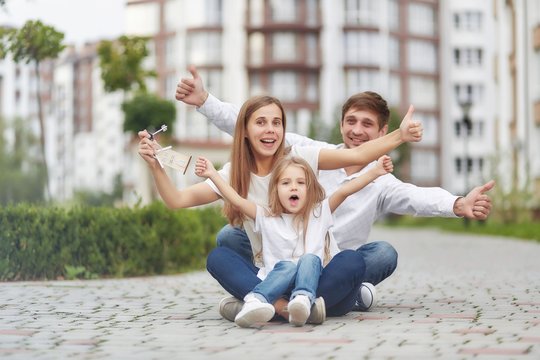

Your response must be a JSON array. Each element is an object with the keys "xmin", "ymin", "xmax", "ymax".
[
  {"xmin": 383, "ymin": 216, "xmax": 540, "ymax": 242},
  {"xmin": 0, "ymin": 203, "xmax": 227, "ymax": 281}
]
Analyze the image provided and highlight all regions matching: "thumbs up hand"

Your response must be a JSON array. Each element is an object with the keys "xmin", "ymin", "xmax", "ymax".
[
  {"xmin": 175, "ymin": 65, "xmax": 208, "ymax": 107},
  {"xmin": 453, "ymin": 180, "xmax": 495, "ymax": 220}
]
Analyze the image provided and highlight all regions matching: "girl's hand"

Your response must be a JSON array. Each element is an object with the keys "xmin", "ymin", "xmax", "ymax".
[
  {"xmin": 375, "ymin": 155, "xmax": 394, "ymax": 175},
  {"xmin": 138, "ymin": 130, "xmax": 162, "ymax": 169},
  {"xmin": 194, "ymin": 156, "xmax": 216, "ymax": 178}
]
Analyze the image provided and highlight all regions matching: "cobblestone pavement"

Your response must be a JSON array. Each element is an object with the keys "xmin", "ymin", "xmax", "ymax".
[{"xmin": 1, "ymin": 227, "xmax": 540, "ymax": 359}]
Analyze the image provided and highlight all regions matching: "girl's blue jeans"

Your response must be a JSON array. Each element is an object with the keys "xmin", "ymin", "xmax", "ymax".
[{"xmin": 251, "ymin": 253, "xmax": 322, "ymax": 305}]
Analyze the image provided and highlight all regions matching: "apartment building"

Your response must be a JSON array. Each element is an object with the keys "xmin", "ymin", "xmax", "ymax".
[
  {"xmin": 492, "ymin": 0, "xmax": 540, "ymax": 203},
  {"xmin": 125, "ymin": 0, "xmax": 442, "ymax": 187}
]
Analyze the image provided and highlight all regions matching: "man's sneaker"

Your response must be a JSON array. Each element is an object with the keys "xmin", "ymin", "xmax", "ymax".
[
  {"xmin": 307, "ymin": 297, "xmax": 325, "ymax": 324},
  {"xmin": 219, "ymin": 296, "xmax": 244, "ymax": 322},
  {"xmin": 353, "ymin": 282, "xmax": 377, "ymax": 311},
  {"xmin": 288, "ymin": 295, "xmax": 311, "ymax": 327},
  {"xmin": 234, "ymin": 294, "xmax": 275, "ymax": 328}
]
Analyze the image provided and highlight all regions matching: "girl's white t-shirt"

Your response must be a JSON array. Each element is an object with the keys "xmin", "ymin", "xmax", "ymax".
[
  {"xmin": 204, "ymin": 145, "xmax": 321, "ymax": 268},
  {"xmin": 254, "ymin": 198, "xmax": 340, "ymax": 280}
]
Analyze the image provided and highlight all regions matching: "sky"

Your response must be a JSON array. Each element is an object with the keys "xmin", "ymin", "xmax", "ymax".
[{"xmin": 0, "ymin": 0, "xmax": 126, "ymax": 47}]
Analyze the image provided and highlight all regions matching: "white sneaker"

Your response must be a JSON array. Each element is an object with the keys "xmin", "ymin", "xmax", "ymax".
[
  {"xmin": 307, "ymin": 297, "xmax": 326, "ymax": 325},
  {"xmin": 219, "ymin": 296, "xmax": 244, "ymax": 322},
  {"xmin": 353, "ymin": 282, "xmax": 377, "ymax": 311},
  {"xmin": 234, "ymin": 294, "xmax": 275, "ymax": 328},
  {"xmin": 288, "ymin": 295, "xmax": 311, "ymax": 327}
]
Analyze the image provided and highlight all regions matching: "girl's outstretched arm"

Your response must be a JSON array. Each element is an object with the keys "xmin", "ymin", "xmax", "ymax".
[
  {"xmin": 328, "ymin": 155, "xmax": 394, "ymax": 212},
  {"xmin": 195, "ymin": 156, "xmax": 257, "ymax": 220}
]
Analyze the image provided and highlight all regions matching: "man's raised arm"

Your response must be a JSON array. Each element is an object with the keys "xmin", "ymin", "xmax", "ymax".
[{"xmin": 175, "ymin": 66, "xmax": 332, "ymax": 147}]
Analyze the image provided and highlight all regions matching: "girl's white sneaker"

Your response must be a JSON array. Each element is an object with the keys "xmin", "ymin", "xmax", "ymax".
[
  {"xmin": 288, "ymin": 295, "xmax": 311, "ymax": 327},
  {"xmin": 234, "ymin": 295, "xmax": 274, "ymax": 328}
]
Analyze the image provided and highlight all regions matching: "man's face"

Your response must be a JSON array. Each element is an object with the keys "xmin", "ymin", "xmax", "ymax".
[{"xmin": 340, "ymin": 108, "xmax": 388, "ymax": 149}]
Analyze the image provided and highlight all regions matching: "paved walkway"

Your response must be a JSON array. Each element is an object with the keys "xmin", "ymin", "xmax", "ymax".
[{"xmin": 1, "ymin": 227, "xmax": 540, "ymax": 359}]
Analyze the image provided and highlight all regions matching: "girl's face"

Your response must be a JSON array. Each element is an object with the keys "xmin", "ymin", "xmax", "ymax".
[
  {"xmin": 277, "ymin": 165, "xmax": 307, "ymax": 214},
  {"xmin": 245, "ymin": 103, "xmax": 284, "ymax": 159}
]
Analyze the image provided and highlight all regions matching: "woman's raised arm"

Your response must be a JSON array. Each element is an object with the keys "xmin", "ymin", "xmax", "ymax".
[{"xmin": 138, "ymin": 130, "xmax": 221, "ymax": 208}]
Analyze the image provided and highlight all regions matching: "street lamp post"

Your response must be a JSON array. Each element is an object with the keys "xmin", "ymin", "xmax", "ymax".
[{"xmin": 459, "ymin": 100, "xmax": 473, "ymax": 227}]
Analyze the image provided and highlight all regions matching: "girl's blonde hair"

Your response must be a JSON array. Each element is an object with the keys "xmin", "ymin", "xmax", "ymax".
[{"xmin": 224, "ymin": 95, "xmax": 287, "ymax": 226}]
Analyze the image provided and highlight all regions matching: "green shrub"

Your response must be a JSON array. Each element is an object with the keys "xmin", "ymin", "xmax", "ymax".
[
  {"xmin": 0, "ymin": 203, "xmax": 227, "ymax": 281},
  {"xmin": 383, "ymin": 216, "xmax": 540, "ymax": 242}
]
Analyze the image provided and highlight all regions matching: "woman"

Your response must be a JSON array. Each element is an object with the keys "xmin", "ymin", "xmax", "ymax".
[{"xmin": 138, "ymin": 95, "xmax": 421, "ymax": 318}]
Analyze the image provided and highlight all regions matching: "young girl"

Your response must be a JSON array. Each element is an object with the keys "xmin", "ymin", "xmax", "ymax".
[{"xmin": 195, "ymin": 154, "xmax": 393, "ymax": 327}]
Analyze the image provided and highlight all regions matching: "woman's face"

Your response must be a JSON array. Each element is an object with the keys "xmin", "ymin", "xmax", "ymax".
[{"xmin": 245, "ymin": 103, "xmax": 284, "ymax": 159}]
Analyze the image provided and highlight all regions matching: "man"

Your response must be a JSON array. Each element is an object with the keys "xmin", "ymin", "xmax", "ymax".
[{"xmin": 175, "ymin": 66, "xmax": 494, "ymax": 316}]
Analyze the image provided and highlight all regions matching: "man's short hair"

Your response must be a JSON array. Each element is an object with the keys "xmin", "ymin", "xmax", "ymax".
[{"xmin": 341, "ymin": 91, "xmax": 390, "ymax": 129}]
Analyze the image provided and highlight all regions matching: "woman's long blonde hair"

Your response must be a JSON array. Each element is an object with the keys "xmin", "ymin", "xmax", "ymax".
[{"xmin": 224, "ymin": 95, "xmax": 287, "ymax": 226}]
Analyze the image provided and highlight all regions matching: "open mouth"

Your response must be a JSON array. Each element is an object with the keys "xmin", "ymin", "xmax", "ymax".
[
  {"xmin": 289, "ymin": 194, "xmax": 299, "ymax": 206},
  {"xmin": 260, "ymin": 139, "xmax": 276, "ymax": 148}
]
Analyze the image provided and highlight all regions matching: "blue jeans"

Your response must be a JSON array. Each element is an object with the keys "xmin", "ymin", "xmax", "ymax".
[
  {"xmin": 251, "ymin": 254, "xmax": 322, "ymax": 305},
  {"xmin": 215, "ymin": 224, "xmax": 398, "ymax": 285},
  {"xmin": 207, "ymin": 244, "xmax": 365, "ymax": 316}
]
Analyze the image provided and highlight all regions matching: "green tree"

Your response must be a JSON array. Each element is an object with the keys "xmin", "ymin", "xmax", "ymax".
[
  {"xmin": 97, "ymin": 35, "xmax": 155, "ymax": 94},
  {"xmin": 387, "ymin": 107, "xmax": 410, "ymax": 180},
  {"xmin": 0, "ymin": 116, "xmax": 46, "ymax": 204},
  {"xmin": 122, "ymin": 92, "xmax": 176, "ymax": 135},
  {"xmin": 4, "ymin": 20, "xmax": 65, "ymax": 199}
]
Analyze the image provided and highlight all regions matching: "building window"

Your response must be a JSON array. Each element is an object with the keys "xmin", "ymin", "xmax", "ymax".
[
  {"xmin": 388, "ymin": 74, "xmax": 401, "ymax": 107},
  {"xmin": 272, "ymin": 32, "xmax": 297, "ymax": 62},
  {"xmin": 389, "ymin": 36, "xmax": 400, "ymax": 69},
  {"xmin": 408, "ymin": 40, "xmax": 437, "ymax": 73},
  {"xmin": 408, "ymin": 3, "xmax": 435, "ymax": 36},
  {"xmin": 345, "ymin": 69, "xmax": 381, "ymax": 96},
  {"xmin": 249, "ymin": 0, "xmax": 264, "ymax": 27},
  {"xmin": 271, "ymin": 71, "xmax": 298, "ymax": 101},
  {"xmin": 344, "ymin": 0, "xmax": 379, "ymax": 27},
  {"xmin": 454, "ymin": 83, "xmax": 484, "ymax": 104},
  {"xmin": 270, "ymin": 0, "xmax": 297, "ymax": 22},
  {"xmin": 344, "ymin": 31, "xmax": 380, "ymax": 65},
  {"xmin": 453, "ymin": 48, "xmax": 483, "ymax": 67},
  {"xmin": 249, "ymin": 32, "xmax": 265, "ymax": 66},
  {"xmin": 187, "ymin": 32, "xmax": 222, "ymax": 65},
  {"xmin": 454, "ymin": 11, "xmax": 482, "ymax": 32},
  {"xmin": 409, "ymin": 76, "xmax": 438, "ymax": 108},
  {"xmin": 306, "ymin": 0, "xmax": 319, "ymax": 26},
  {"xmin": 306, "ymin": 74, "xmax": 319, "ymax": 102},
  {"xmin": 198, "ymin": 69, "xmax": 223, "ymax": 98},
  {"xmin": 455, "ymin": 157, "xmax": 462, "ymax": 174},
  {"xmin": 411, "ymin": 150, "xmax": 438, "ymax": 182},
  {"xmin": 205, "ymin": 0, "xmax": 222, "ymax": 25},
  {"xmin": 388, "ymin": 0, "xmax": 399, "ymax": 31},
  {"xmin": 414, "ymin": 113, "xmax": 438, "ymax": 146},
  {"xmin": 306, "ymin": 34, "xmax": 319, "ymax": 66}
]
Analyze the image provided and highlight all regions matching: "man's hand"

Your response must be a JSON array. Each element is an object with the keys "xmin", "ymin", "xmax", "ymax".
[
  {"xmin": 175, "ymin": 65, "xmax": 208, "ymax": 107},
  {"xmin": 399, "ymin": 105, "xmax": 423, "ymax": 143},
  {"xmin": 453, "ymin": 180, "xmax": 495, "ymax": 220}
]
